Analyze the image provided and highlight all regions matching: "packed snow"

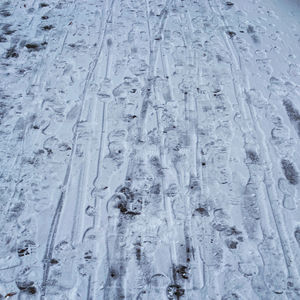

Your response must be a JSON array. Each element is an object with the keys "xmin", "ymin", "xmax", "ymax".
[{"xmin": 0, "ymin": 0, "xmax": 300, "ymax": 299}]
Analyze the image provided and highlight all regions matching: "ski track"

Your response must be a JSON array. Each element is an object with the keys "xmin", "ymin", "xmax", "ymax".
[{"xmin": 0, "ymin": 0, "xmax": 300, "ymax": 299}]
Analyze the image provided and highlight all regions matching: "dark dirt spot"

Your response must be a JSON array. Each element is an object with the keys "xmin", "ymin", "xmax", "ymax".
[
  {"xmin": 58, "ymin": 143, "xmax": 71, "ymax": 151},
  {"xmin": 39, "ymin": 3, "xmax": 49, "ymax": 8},
  {"xmin": 115, "ymin": 187, "xmax": 143, "ymax": 217},
  {"xmin": 175, "ymin": 265, "xmax": 189, "ymax": 279},
  {"xmin": 186, "ymin": 246, "xmax": 192, "ymax": 255},
  {"xmin": 246, "ymin": 150, "xmax": 259, "ymax": 163},
  {"xmin": 136, "ymin": 247, "xmax": 141, "ymax": 261},
  {"xmin": 189, "ymin": 179, "xmax": 200, "ymax": 191},
  {"xmin": 110, "ymin": 269, "xmax": 118, "ymax": 279},
  {"xmin": 16, "ymin": 281, "xmax": 37, "ymax": 295},
  {"xmin": 27, "ymin": 287, "xmax": 37, "ymax": 295},
  {"xmin": 5, "ymin": 293, "xmax": 17, "ymax": 298},
  {"xmin": 117, "ymin": 201, "xmax": 127, "ymax": 214},
  {"xmin": 195, "ymin": 207, "xmax": 209, "ymax": 217},
  {"xmin": 5, "ymin": 46, "xmax": 18, "ymax": 58},
  {"xmin": 186, "ymin": 246, "xmax": 194, "ymax": 262},
  {"xmin": 42, "ymin": 25, "xmax": 54, "ymax": 31},
  {"xmin": 50, "ymin": 258, "xmax": 59, "ymax": 264},
  {"xmin": 25, "ymin": 42, "xmax": 46, "ymax": 51},
  {"xmin": 45, "ymin": 148, "xmax": 53, "ymax": 156},
  {"xmin": 25, "ymin": 43, "xmax": 39, "ymax": 50},
  {"xmin": 281, "ymin": 159, "xmax": 299, "ymax": 185},
  {"xmin": 226, "ymin": 2, "xmax": 234, "ymax": 7},
  {"xmin": 119, "ymin": 186, "xmax": 133, "ymax": 199},
  {"xmin": 227, "ymin": 31, "xmax": 236, "ymax": 38},
  {"xmin": 125, "ymin": 208, "xmax": 141, "ymax": 216},
  {"xmin": 17, "ymin": 240, "xmax": 36, "ymax": 257},
  {"xmin": 84, "ymin": 251, "xmax": 93, "ymax": 261},
  {"xmin": 167, "ymin": 284, "xmax": 185, "ymax": 299},
  {"xmin": 226, "ymin": 240, "xmax": 238, "ymax": 249},
  {"xmin": 135, "ymin": 241, "xmax": 141, "ymax": 261},
  {"xmin": 117, "ymin": 200, "xmax": 140, "ymax": 216},
  {"xmin": 18, "ymin": 248, "xmax": 28, "ymax": 256}
]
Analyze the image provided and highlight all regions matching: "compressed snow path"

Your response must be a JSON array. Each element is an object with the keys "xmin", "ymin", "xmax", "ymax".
[{"xmin": 1, "ymin": 0, "xmax": 300, "ymax": 299}]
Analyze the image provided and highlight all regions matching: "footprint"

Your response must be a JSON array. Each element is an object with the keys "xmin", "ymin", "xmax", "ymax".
[
  {"xmin": 17, "ymin": 240, "xmax": 36, "ymax": 257},
  {"xmin": 278, "ymin": 178, "xmax": 296, "ymax": 210},
  {"xmin": 281, "ymin": 159, "xmax": 299, "ymax": 186},
  {"xmin": 294, "ymin": 227, "xmax": 300, "ymax": 248}
]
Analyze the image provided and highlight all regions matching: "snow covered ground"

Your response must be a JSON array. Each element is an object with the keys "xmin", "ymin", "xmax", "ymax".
[{"xmin": 1, "ymin": 0, "xmax": 300, "ymax": 299}]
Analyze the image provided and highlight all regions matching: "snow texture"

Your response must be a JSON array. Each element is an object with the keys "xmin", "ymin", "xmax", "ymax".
[{"xmin": 0, "ymin": 0, "xmax": 300, "ymax": 299}]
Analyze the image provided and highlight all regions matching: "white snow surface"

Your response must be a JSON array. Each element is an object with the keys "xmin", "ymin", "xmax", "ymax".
[{"xmin": 1, "ymin": 0, "xmax": 300, "ymax": 299}]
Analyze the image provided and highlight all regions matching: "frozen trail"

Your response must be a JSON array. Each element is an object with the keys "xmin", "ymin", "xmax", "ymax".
[{"xmin": 0, "ymin": 0, "xmax": 300, "ymax": 299}]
